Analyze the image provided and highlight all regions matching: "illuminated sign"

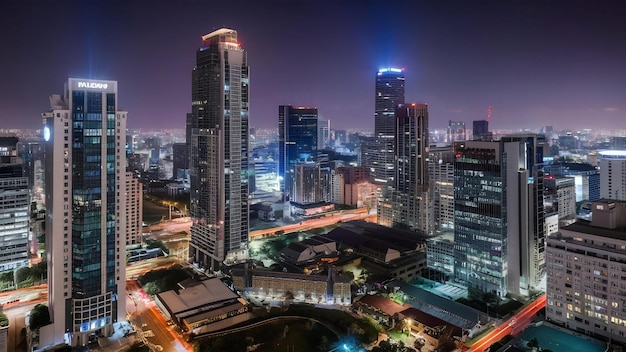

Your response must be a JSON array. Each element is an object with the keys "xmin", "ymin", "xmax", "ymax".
[
  {"xmin": 43, "ymin": 127, "xmax": 51, "ymax": 141},
  {"xmin": 77, "ymin": 81, "xmax": 108, "ymax": 89}
]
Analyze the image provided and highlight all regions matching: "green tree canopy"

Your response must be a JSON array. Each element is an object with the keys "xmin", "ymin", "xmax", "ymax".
[{"xmin": 29, "ymin": 304, "xmax": 51, "ymax": 331}]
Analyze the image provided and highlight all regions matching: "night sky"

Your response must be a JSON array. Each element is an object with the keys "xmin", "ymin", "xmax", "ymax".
[{"xmin": 1, "ymin": 0, "xmax": 625, "ymax": 132}]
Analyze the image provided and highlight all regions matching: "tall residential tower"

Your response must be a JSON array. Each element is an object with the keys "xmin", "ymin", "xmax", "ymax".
[
  {"xmin": 378, "ymin": 103, "xmax": 432, "ymax": 234},
  {"xmin": 42, "ymin": 78, "xmax": 127, "ymax": 346},
  {"xmin": 189, "ymin": 28, "xmax": 250, "ymax": 270}
]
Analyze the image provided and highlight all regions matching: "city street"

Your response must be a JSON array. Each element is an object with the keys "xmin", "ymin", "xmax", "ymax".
[
  {"xmin": 126, "ymin": 280, "xmax": 191, "ymax": 352},
  {"xmin": 466, "ymin": 294, "xmax": 546, "ymax": 352}
]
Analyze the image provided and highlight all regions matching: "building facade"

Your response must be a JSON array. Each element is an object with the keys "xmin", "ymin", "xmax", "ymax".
[
  {"xmin": 0, "ymin": 137, "xmax": 30, "ymax": 273},
  {"xmin": 546, "ymin": 200, "xmax": 626, "ymax": 344},
  {"xmin": 189, "ymin": 28, "xmax": 250, "ymax": 270},
  {"xmin": 472, "ymin": 120, "xmax": 491, "ymax": 141},
  {"xmin": 453, "ymin": 135, "xmax": 546, "ymax": 297},
  {"xmin": 544, "ymin": 176, "xmax": 576, "ymax": 221},
  {"xmin": 42, "ymin": 78, "xmax": 127, "ymax": 346},
  {"xmin": 125, "ymin": 172, "xmax": 143, "ymax": 246},
  {"xmin": 378, "ymin": 103, "xmax": 432, "ymax": 234},
  {"xmin": 599, "ymin": 150, "xmax": 626, "ymax": 201},
  {"xmin": 369, "ymin": 68, "xmax": 405, "ymax": 185},
  {"xmin": 172, "ymin": 142, "xmax": 189, "ymax": 180},
  {"xmin": 429, "ymin": 145, "xmax": 455, "ymax": 231},
  {"xmin": 446, "ymin": 120, "xmax": 466, "ymax": 144},
  {"xmin": 278, "ymin": 105, "xmax": 318, "ymax": 199}
]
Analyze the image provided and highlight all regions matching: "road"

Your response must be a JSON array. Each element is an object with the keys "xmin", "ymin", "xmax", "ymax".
[
  {"xmin": 4, "ymin": 301, "xmax": 45, "ymax": 352},
  {"xmin": 0, "ymin": 284, "xmax": 47, "ymax": 306},
  {"xmin": 126, "ymin": 280, "xmax": 191, "ymax": 352},
  {"xmin": 466, "ymin": 294, "xmax": 546, "ymax": 352},
  {"xmin": 143, "ymin": 208, "xmax": 377, "ymax": 241},
  {"xmin": 249, "ymin": 208, "xmax": 376, "ymax": 239},
  {"xmin": 126, "ymin": 256, "xmax": 184, "ymax": 280}
]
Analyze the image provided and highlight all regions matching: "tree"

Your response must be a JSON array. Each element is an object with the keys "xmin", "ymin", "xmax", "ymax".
[
  {"xmin": 29, "ymin": 304, "xmax": 51, "ymax": 331},
  {"xmin": 0, "ymin": 312, "xmax": 8, "ymax": 327},
  {"xmin": 527, "ymin": 337, "xmax": 539, "ymax": 350},
  {"xmin": 0, "ymin": 271, "xmax": 13, "ymax": 283},
  {"xmin": 15, "ymin": 267, "xmax": 31, "ymax": 284},
  {"xmin": 371, "ymin": 340, "xmax": 417, "ymax": 352},
  {"xmin": 435, "ymin": 338, "xmax": 456, "ymax": 352}
]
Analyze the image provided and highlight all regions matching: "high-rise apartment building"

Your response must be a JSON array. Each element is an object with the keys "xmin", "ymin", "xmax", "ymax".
[
  {"xmin": 546, "ymin": 200, "xmax": 626, "ymax": 344},
  {"xmin": 278, "ymin": 105, "xmax": 318, "ymax": 199},
  {"xmin": 378, "ymin": 103, "xmax": 432, "ymax": 234},
  {"xmin": 0, "ymin": 137, "xmax": 30, "ymax": 273},
  {"xmin": 368, "ymin": 68, "xmax": 405, "ymax": 185},
  {"xmin": 42, "ymin": 78, "xmax": 127, "ymax": 346},
  {"xmin": 189, "ymin": 28, "xmax": 250, "ymax": 270},
  {"xmin": 453, "ymin": 134, "xmax": 546, "ymax": 297},
  {"xmin": 395, "ymin": 104, "xmax": 429, "ymax": 195},
  {"xmin": 125, "ymin": 172, "xmax": 143, "ymax": 246},
  {"xmin": 599, "ymin": 150, "xmax": 626, "ymax": 201},
  {"xmin": 429, "ymin": 145, "xmax": 455, "ymax": 231}
]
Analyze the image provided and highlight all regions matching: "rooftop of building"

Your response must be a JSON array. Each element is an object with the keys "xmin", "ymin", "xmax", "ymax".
[
  {"xmin": 389, "ymin": 279, "xmax": 486, "ymax": 329},
  {"xmin": 354, "ymin": 294, "xmax": 407, "ymax": 316},
  {"xmin": 325, "ymin": 220, "xmax": 428, "ymax": 253},
  {"xmin": 400, "ymin": 306, "xmax": 463, "ymax": 335},
  {"xmin": 560, "ymin": 220, "xmax": 626, "ymax": 242},
  {"xmin": 598, "ymin": 150, "xmax": 626, "ymax": 158},
  {"xmin": 156, "ymin": 278, "xmax": 239, "ymax": 315}
]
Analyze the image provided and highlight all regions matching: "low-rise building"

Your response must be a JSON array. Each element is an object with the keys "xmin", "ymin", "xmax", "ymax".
[
  {"xmin": 155, "ymin": 278, "xmax": 252, "ymax": 339},
  {"xmin": 232, "ymin": 266, "xmax": 352, "ymax": 305}
]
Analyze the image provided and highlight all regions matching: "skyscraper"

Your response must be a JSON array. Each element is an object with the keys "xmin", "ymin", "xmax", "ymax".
[
  {"xmin": 368, "ymin": 68, "xmax": 405, "ymax": 185},
  {"xmin": 278, "ymin": 105, "xmax": 318, "ymax": 199},
  {"xmin": 0, "ymin": 137, "xmax": 29, "ymax": 273},
  {"xmin": 395, "ymin": 104, "xmax": 429, "ymax": 195},
  {"xmin": 189, "ymin": 28, "xmax": 250, "ymax": 270},
  {"xmin": 453, "ymin": 134, "xmax": 546, "ymax": 297},
  {"xmin": 42, "ymin": 78, "xmax": 127, "ymax": 346},
  {"xmin": 378, "ymin": 103, "xmax": 432, "ymax": 234}
]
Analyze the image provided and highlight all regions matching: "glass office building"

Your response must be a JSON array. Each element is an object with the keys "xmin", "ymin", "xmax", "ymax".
[
  {"xmin": 42, "ymin": 78, "xmax": 127, "ymax": 346},
  {"xmin": 278, "ymin": 105, "xmax": 318, "ymax": 199},
  {"xmin": 189, "ymin": 28, "xmax": 250, "ymax": 270}
]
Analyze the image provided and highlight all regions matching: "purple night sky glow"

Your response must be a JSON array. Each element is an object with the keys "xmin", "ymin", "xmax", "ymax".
[{"xmin": 1, "ymin": 0, "xmax": 625, "ymax": 131}]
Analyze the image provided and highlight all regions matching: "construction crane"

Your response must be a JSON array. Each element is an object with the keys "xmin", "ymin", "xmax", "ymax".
[{"xmin": 487, "ymin": 106, "xmax": 493, "ymax": 123}]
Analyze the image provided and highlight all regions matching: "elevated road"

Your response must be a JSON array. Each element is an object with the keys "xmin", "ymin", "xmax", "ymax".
[{"xmin": 249, "ymin": 208, "xmax": 376, "ymax": 239}]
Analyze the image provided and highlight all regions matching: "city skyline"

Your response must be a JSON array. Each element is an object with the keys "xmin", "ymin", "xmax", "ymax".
[{"xmin": 1, "ymin": 1, "xmax": 626, "ymax": 132}]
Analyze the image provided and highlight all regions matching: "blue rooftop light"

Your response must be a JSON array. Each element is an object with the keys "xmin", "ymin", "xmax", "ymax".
[{"xmin": 378, "ymin": 67, "xmax": 403, "ymax": 74}]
